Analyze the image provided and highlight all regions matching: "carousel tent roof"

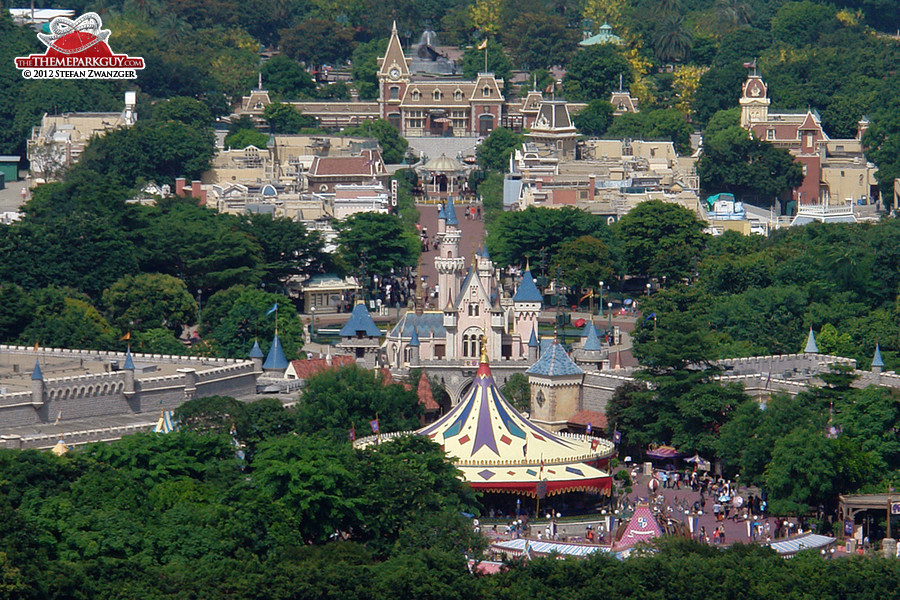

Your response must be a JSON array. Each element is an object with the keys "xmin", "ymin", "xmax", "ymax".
[
  {"xmin": 614, "ymin": 503, "xmax": 663, "ymax": 551},
  {"xmin": 423, "ymin": 153, "xmax": 465, "ymax": 172},
  {"xmin": 411, "ymin": 348, "xmax": 614, "ymax": 495}
]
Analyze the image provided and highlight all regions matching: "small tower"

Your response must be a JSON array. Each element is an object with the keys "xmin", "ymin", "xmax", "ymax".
[
  {"xmin": 739, "ymin": 74, "xmax": 770, "ymax": 128},
  {"xmin": 476, "ymin": 247, "xmax": 493, "ymax": 297},
  {"xmin": 31, "ymin": 358, "xmax": 44, "ymax": 406},
  {"xmin": 408, "ymin": 326, "xmax": 420, "ymax": 365},
  {"xmin": 527, "ymin": 326, "xmax": 539, "ymax": 362},
  {"xmin": 872, "ymin": 344, "xmax": 884, "ymax": 374},
  {"xmin": 513, "ymin": 268, "xmax": 543, "ymax": 358},
  {"xmin": 575, "ymin": 322, "xmax": 605, "ymax": 369},
  {"xmin": 249, "ymin": 339, "xmax": 265, "ymax": 373},
  {"xmin": 526, "ymin": 342, "xmax": 585, "ymax": 432},
  {"xmin": 435, "ymin": 200, "xmax": 465, "ymax": 309},
  {"xmin": 337, "ymin": 302, "xmax": 383, "ymax": 368},
  {"xmin": 123, "ymin": 347, "xmax": 136, "ymax": 396},
  {"xmin": 804, "ymin": 328, "xmax": 819, "ymax": 354},
  {"xmin": 262, "ymin": 333, "xmax": 289, "ymax": 375}
]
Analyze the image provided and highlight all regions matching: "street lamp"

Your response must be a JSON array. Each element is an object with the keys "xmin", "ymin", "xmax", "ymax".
[
  {"xmin": 310, "ymin": 306, "xmax": 316, "ymax": 339},
  {"xmin": 599, "ymin": 281, "xmax": 604, "ymax": 318},
  {"xmin": 607, "ymin": 302, "xmax": 613, "ymax": 344},
  {"xmin": 197, "ymin": 289, "xmax": 202, "ymax": 332},
  {"xmin": 646, "ymin": 282, "xmax": 651, "ymax": 297}
]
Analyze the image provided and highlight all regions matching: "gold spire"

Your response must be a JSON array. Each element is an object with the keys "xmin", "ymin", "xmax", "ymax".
[{"xmin": 480, "ymin": 335, "xmax": 489, "ymax": 363}]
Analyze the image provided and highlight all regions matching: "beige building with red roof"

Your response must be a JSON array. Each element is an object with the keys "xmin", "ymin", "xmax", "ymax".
[{"xmin": 307, "ymin": 148, "xmax": 389, "ymax": 193}]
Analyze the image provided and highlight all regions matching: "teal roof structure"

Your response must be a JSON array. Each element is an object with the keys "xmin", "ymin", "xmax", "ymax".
[
  {"xmin": 873, "ymin": 344, "xmax": 884, "ymax": 368},
  {"xmin": 513, "ymin": 269, "xmax": 543, "ymax": 303},
  {"xmin": 528, "ymin": 327, "xmax": 539, "ymax": 348},
  {"xmin": 579, "ymin": 23, "xmax": 623, "ymax": 46},
  {"xmin": 444, "ymin": 197, "xmax": 459, "ymax": 226},
  {"xmin": 262, "ymin": 333, "xmax": 289, "ymax": 370},
  {"xmin": 804, "ymin": 328, "xmax": 819, "ymax": 354},
  {"xmin": 249, "ymin": 339, "xmax": 265, "ymax": 358},
  {"xmin": 339, "ymin": 303, "xmax": 381, "ymax": 337},
  {"xmin": 583, "ymin": 323, "xmax": 603, "ymax": 351},
  {"xmin": 409, "ymin": 326, "xmax": 420, "ymax": 347},
  {"xmin": 31, "ymin": 358, "xmax": 43, "ymax": 380},
  {"xmin": 123, "ymin": 348, "xmax": 135, "ymax": 370},
  {"xmin": 526, "ymin": 342, "xmax": 584, "ymax": 376}
]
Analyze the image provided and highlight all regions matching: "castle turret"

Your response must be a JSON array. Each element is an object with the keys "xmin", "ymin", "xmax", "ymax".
[
  {"xmin": 408, "ymin": 326, "xmax": 420, "ymax": 365},
  {"xmin": 249, "ymin": 339, "xmax": 265, "ymax": 373},
  {"xmin": 804, "ymin": 328, "xmax": 819, "ymax": 354},
  {"xmin": 435, "ymin": 200, "xmax": 465, "ymax": 309},
  {"xmin": 526, "ymin": 341, "xmax": 585, "ymax": 431},
  {"xmin": 872, "ymin": 343, "xmax": 884, "ymax": 374},
  {"xmin": 123, "ymin": 347, "xmax": 136, "ymax": 396},
  {"xmin": 528, "ymin": 326, "xmax": 539, "ymax": 362},
  {"xmin": 262, "ymin": 333, "xmax": 289, "ymax": 375},
  {"xmin": 31, "ymin": 358, "xmax": 44, "ymax": 406},
  {"xmin": 513, "ymin": 268, "xmax": 543, "ymax": 359}
]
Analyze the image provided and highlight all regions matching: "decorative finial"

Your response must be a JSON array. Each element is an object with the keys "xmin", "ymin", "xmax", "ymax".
[{"xmin": 479, "ymin": 335, "xmax": 489, "ymax": 363}]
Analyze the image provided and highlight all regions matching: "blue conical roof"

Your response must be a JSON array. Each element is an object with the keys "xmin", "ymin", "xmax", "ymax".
[
  {"xmin": 123, "ymin": 348, "xmax": 135, "ymax": 370},
  {"xmin": 438, "ymin": 203, "xmax": 446, "ymax": 221},
  {"xmin": 526, "ymin": 342, "xmax": 584, "ymax": 376},
  {"xmin": 528, "ymin": 327, "xmax": 539, "ymax": 348},
  {"xmin": 339, "ymin": 303, "xmax": 381, "ymax": 337},
  {"xmin": 409, "ymin": 326, "xmax": 420, "ymax": 347},
  {"xmin": 513, "ymin": 269, "xmax": 543, "ymax": 303},
  {"xmin": 262, "ymin": 333, "xmax": 289, "ymax": 370},
  {"xmin": 31, "ymin": 358, "xmax": 43, "ymax": 380},
  {"xmin": 873, "ymin": 344, "xmax": 884, "ymax": 368},
  {"xmin": 444, "ymin": 197, "xmax": 459, "ymax": 226},
  {"xmin": 804, "ymin": 328, "xmax": 819, "ymax": 354},
  {"xmin": 583, "ymin": 323, "xmax": 603, "ymax": 351},
  {"xmin": 249, "ymin": 339, "xmax": 264, "ymax": 358}
]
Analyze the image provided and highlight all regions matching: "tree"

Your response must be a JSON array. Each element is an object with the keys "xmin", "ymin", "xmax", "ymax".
[
  {"xmin": 351, "ymin": 38, "xmax": 389, "ymax": 100},
  {"xmin": 152, "ymin": 97, "xmax": 214, "ymax": 129},
  {"xmin": 295, "ymin": 365, "xmax": 423, "ymax": 441},
  {"xmin": 573, "ymin": 99, "xmax": 615, "ymax": 136},
  {"xmin": 770, "ymin": 1, "xmax": 838, "ymax": 47},
  {"xmin": 340, "ymin": 119, "xmax": 408, "ymax": 164},
  {"xmin": 562, "ymin": 44, "xmax": 632, "ymax": 102},
  {"xmin": 476, "ymin": 127, "xmax": 524, "ymax": 172},
  {"xmin": 0, "ymin": 284, "xmax": 34, "ymax": 342},
  {"xmin": 460, "ymin": 39, "xmax": 512, "ymax": 83},
  {"xmin": 279, "ymin": 18, "xmax": 355, "ymax": 68},
  {"xmin": 239, "ymin": 213, "xmax": 329, "ymax": 288},
  {"xmin": 616, "ymin": 200, "xmax": 706, "ymax": 280},
  {"xmin": 21, "ymin": 288, "xmax": 115, "ymax": 350},
  {"xmin": 175, "ymin": 395, "xmax": 250, "ymax": 437},
  {"xmin": 500, "ymin": 373, "xmax": 531, "ymax": 413},
  {"xmin": 552, "ymin": 236, "xmax": 615, "ymax": 294},
  {"xmin": 652, "ymin": 13, "xmax": 692, "ymax": 63},
  {"xmin": 503, "ymin": 13, "xmax": 579, "ymax": 70},
  {"xmin": 102, "ymin": 273, "xmax": 197, "ymax": 334},
  {"xmin": 262, "ymin": 55, "xmax": 316, "ymax": 100},
  {"xmin": 469, "ymin": 0, "xmax": 502, "ymax": 36},
  {"xmin": 606, "ymin": 108, "xmax": 693, "ymax": 155},
  {"xmin": 862, "ymin": 75, "xmax": 900, "ymax": 199},
  {"xmin": 485, "ymin": 206, "xmax": 611, "ymax": 267},
  {"xmin": 698, "ymin": 125, "xmax": 804, "ymax": 200},
  {"xmin": 224, "ymin": 128, "xmax": 270, "ymax": 150},
  {"xmin": 263, "ymin": 102, "xmax": 314, "ymax": 134},
  {"xmin": 335, "ymin": 212, "xmax": 419, "ymax": 277}
]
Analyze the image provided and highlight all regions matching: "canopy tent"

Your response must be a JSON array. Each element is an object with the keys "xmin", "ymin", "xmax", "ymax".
[
  {"xmin": 684, "ymin": 454, "xmax": 711, "ymax": 470},
  {"xmin": 154, "ymin": 410, "xmax": 177, "ymax": 434},
  {"xmin": 646, "ymin": 445, "xmax": 682, "ymax": 460},
  {"xmin": 51, "ymin": 440, "xmax": 69, "ymax": 456},
  {"xmin": 766, "ymin": 533, "xmax": 835, "ymax": 557},
  {"xmin": 614, "ymin": 503, "xmax": 663, "ymax": 552},
  {"xmin": 491, "ymin": 538, "xmax": 608, "ymax": 558},
  {"xmin": 357, "ymin": 348, "xmax": 616, "ymax": 497}
]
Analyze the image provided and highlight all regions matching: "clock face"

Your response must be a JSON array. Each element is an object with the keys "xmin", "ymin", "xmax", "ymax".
[{"xmin": 389, "ymin": 67, "xmax": 400, "ymax": 79}]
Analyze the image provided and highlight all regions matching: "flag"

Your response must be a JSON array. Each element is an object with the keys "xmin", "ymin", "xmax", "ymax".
[
  {"xmin": 120, "ymin": 332, "xmax": 131, "ymax": 341},
  {"xmin": 539, "ymin": 456, "xmax": 544, "ymax": 475},
  {"xmin": 742, "ymin": 59, "xmax": 757, "ymax": 69},
  {"xmin": 522, "ymin": 442, "xmax": 528, "ymax": 457},
  {"xmin": 349, "ymin": 427, "xmax": 356, "ymax": 441},
  {"xmin": 613, "ymin": 430, "xmax": 622, "ymax": 444},
  {"xmin": 591, "ymin": 439, "xmax": 599, "ymax": 450},
  {"xmin": 477, "ymin": 38, "xmax": 488, "ymax": 50},
  {"xmin": 586, "ymin": 422, "xmax": 592, "ymax": 435},
  {"xmin": 266, "ymin": 303, "xmax": 278, "ymax": 316},
  {"xmin": 580, "ymin": 289, "xmax": 594, "ymax": 302},
  {"xmin": 642, "ymin": 312, "xmax": 657, "ymax": 324},
  {"xmin": 33, "ymin": 342, "xmax": 39, "ymax": 352},
  {"xmin": 369, "ymin": 419, "xmax": 379, "ymax": 433},
  {"xmin": 765, "ymin": 372, "xmax": 771, "ymax": 389}
]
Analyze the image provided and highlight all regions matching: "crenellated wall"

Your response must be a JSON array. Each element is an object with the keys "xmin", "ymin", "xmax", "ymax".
[{"xmin": 0, "ymin": 346, "xmax": 258, "ymax": 429}]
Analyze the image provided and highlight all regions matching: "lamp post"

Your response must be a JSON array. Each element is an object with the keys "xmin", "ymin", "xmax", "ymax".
[
  {"xmin": 646, "ymin": 282, "xmax": 651, "ymax": 297},
  {"xmin": 197, "ymin": 289, "xmax": 202, "ymax": 332},
  {"xmin": 599, "ymin": 281, "xmax": 604, "ymax": 318},
  {"xmin": 310, "ymin": 306, "xmax": 316, "ymax": 340},
  {"xmin": 607, "ymin": 302, "xmax": 613, "ymax": 345}
]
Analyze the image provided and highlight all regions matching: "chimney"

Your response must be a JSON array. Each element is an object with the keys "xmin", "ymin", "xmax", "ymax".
[{"xmin": 175, "ymin": 178, "xmax": 186, "ymax": 197}]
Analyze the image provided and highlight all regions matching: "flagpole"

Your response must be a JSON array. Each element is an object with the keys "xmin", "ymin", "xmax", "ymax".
[
  {"xmin": 275, "ymin": 303, "xmax": 278, "ymax": 336},
  {"xmin": 484, "ymin": 39, "xmax": 488, "ymax": 73}
]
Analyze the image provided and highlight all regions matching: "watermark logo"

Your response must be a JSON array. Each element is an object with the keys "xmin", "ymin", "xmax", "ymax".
[{"xmin": 15, "ymin": 12, "xmax": 144, "ymax": 79}]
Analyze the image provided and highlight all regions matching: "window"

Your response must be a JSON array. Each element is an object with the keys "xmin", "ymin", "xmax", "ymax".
[
  {"xmin": 407, "ymin": 110, "xmax": 423, "ymax": 129},
  {"xmin": 433, "ymin": 90, "xmax": 442, "ymax": 101},
  {"xmin": 462, "ymin": 330, "xmax": 483, "ymax": 358},
  {"xmin": 767, "ymin": 129, "xmax": 775, "ymax": 140},
  {"xmin": 483, "ymin": 86, "xmax": 491, "ymax": 97},
  {"xmin": 403, "ymin": 346, "xmax": 412, "ymax": 362},
  {"xmin": 806, "ymin": 133, "xmax": 814, "ymax": 146},
  {"xmin": 412, "ymin": 89, "xmax": 421, "ymax": 101},
  {"xmin": 468, "ymin": 304, "xmax": 480, "ymax": 317},
  {"xmin": 452, "ymin": 110, "xmax": 467, "ymax": 131},
  {"xmin": 389, "ymin": 86, "xmax": 399, "ymax": 100},
  {"xmin": 454, "ymin": 90, "xmax": 463, "ymax": 101}
]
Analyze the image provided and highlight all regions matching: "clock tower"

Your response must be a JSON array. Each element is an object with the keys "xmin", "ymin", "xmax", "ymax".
[{"xmin": 377, "ymin": 22, "xmax": 411, "ymax": 127}]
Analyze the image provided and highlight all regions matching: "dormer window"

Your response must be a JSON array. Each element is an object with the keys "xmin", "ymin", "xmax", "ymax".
[
  {"xmin": 483, "ymin": 86, "xmax": 491, "ymax": 97},
  {"xmin": 454, "ymin": 89, "xmax": 463, "ymax": 101},
  {"xmin": 412, "ymin": 89, "xmax": 421, "ymax": 101},
  {"xmin": 767, "ymin": 129, "xmax": 775, "ymax": 140},
  {"xmin": 433, "ymin": 90, "xmax": 442, "ymax": 101}
]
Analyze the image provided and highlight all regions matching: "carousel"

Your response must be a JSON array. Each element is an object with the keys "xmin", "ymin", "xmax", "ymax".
[
  {"xmin": 356, "ymin": 342, "xmax": 616, "ymax": 498},
  {"xmin": 415, "ymin": 153, "xmax": 471, "ymax": 205}
]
